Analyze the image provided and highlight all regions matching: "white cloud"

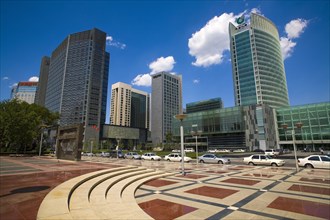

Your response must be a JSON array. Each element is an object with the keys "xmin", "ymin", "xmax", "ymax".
[
  {"xmin": 193, "ymin": 79, "xmax": 200, "ymax": 84},
  {"xmin": 131, "ymin": 56, "xmax": 176, "ymax": 87},
  {"xmin": 188, "ymin": 8, "xmax": 261, "ymax": 67},
  {"xmin": 280, "ymin": 18, "xmax": 308, "ymax": 60},
  {"xmin": 188, "ymin": 12, "xmax": 237, "ymax": 67},
  {"xmin": 250, "ymin": 8, "xmax": 262, "ymax": 15},
  {"xmin": 285, "ymin": 19, "xmax": 308, "ymax": 39},
  {"xmin": 2, "ymin": 76, "xmax": 9, "ymax": 80},
  {"xmin": 280, "ymin": 37, "xmax": 296, "ymax": 59},
  {"xmin": 106, "ymin": 35, "xmax": 126, "ymax": 49},
  {"xmin": 28, "ymin": 76, "xmax": 39, "ymax": 82},
  {"xmin": 131, "ymin": 74, "xmax": 152, "ymax": 87},
  {"xmin": 149, "ymin": 56, "xmax": 176, "ymax": 74},
  {"xmin": 9, "ymin": 83, "xmax": 18, "ymax": 88}
]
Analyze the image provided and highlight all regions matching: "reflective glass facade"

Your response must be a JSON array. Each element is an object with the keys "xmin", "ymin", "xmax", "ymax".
[
  {"xmin": 173, "ymin": 106, "xmax": 246, "ymax": 148},
  {"xmin": 277, "ymin": 102, "xmax": 330, "ymax": 148},
  {"xmin": 229, "ymin": 13, "xmax": 289, "ymax": 109},
  {"xmin": 186, "ymin": 98, "xmax": 223, "ymax": 113},
  {"xmin": 45, "ymin": 28, "xmax": 109, "ymax": 145}
]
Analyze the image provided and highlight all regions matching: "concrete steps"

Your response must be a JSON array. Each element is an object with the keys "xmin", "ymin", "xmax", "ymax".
[{"xmin": 37, "ymin": 166, "xmax": 172, "ymax": 220}]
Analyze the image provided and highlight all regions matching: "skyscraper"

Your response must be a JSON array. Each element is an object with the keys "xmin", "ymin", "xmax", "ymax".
[
  {"xmin": 229, "ymin": 13, "xmax": 289, "ymax": 109},
  {"xmin": 45, "ymin": 28, "xmax": 109, "ymax": 144},
  {"xmin": 151, "ymin": 72, "xmax": 182, "ymax": 145},
  {"xmin": 110, "ymin": 82, "xmax": 149, "ymax": 129},
  {"xmin": 35, "ymin": 56, "xmax": 50, "ymax": 106},
  {"xmin": 11, "ymin": 81, "xmax": 38, "ymax": 104}
]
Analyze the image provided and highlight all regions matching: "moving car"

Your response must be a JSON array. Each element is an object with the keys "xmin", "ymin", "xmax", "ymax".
[
  {"xmin": 243, "ymin": 154, "xmax": 285, "ymax": 167},
  {"xmin": 164, "ymin": 153, "xmax": 192, "ymax": 162},
  {"xmin": 141, "ymin": 152, "xmax": 162, "ymax": 161},
  {"xmin": 298, "ymin": 155, "xmax": 330, "ymax": 169},
  {"xmin": 198, "ymin": 154, "xmax": 231, "ymax": 164},
  {"xmin": 124, "ymin": 152, "xmax": 141, "ymax": 160}
]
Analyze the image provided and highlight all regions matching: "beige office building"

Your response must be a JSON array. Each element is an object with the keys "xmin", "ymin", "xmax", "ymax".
[{"xmin": 110, "ymin": 82, "xmax": 150, "ymax": 129}]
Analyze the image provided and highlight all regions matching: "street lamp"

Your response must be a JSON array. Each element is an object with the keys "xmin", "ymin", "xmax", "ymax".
[
  {"xmin": 282, "ymin": 122, "xmax": 303, "ymax": 172},
  {"xmin": 39, "ymin": 124, "xmax": 48, "ymax": 157},
  {"xmin": 175, "ymin": 114, "xmax": 187, "ymax": 175},
  {"xmin": 191, "ymin": 130, "xmax": 202, "ymax": 165}
]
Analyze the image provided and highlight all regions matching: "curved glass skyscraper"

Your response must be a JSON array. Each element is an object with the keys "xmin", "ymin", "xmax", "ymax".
[{"xmin": 229, "ymin": 13, "xmax": 289, "ymax": 109}]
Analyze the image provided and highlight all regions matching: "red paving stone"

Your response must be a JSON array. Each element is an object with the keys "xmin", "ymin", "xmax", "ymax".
[
  {"xmin": 221, "ymin": 178, "xmax": 260, "ymax": 186},
  {"xmin": 185, "ymin": 186, "xmax": 238, "ymax": 199},
  {"xmin": 176, "ymin": 174, "xmax": 208, "ymax": 179},
  {"xmin": 206, "ymin": 171, "xmax": 227, "ymax": 174},
  {"xmin": 288, "ymin": 184, "xmax": 330, "ymax": 195},
  {"xmin": 299, "ymin": 177, "xmax": 330, "ymax": 184},
  {"xmin": 144, "ymin": 179, "xmax": 178, "ymax": 187},
  {"xmin": 138, "ymin": 199, "xmax": 197, "ymax": 220},
  {"xmin": 268, "ymin": 196, "xmax": 330, "ymax": 219}
]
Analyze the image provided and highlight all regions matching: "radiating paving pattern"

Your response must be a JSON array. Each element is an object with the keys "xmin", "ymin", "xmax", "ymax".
[
  {"xmin": 1, "ymin": 156, "xmax": 330, "ymax": 220},
  {"xmin": 37, "ymin": 166, "xmax": 172, "ymax": 219},
  {"xmin": 136, "ymin": 163, "xmax": 330, "ymax": 220}
]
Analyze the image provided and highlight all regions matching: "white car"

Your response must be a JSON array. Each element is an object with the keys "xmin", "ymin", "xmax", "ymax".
[
  {"xmin": 184, "ymin": 148, "xmax": 195, "ymax": 152},
  {"xmin": 298, "ymin": 155, "xmax": 330, "ymax": 169},
  {"xmin": 164, "ymin": 153, "xmax": 192, "ymax": 162},
  {"xmin": 141, "ymin": 152, "xmax": 162, "ymax": 161},
  {"xmin": 265, "ymin": 149, "xmax": 280, "ymax": 157},
  {"xmin": 243, "ymin": 154, "xmax": 285, "ymax": 167}
]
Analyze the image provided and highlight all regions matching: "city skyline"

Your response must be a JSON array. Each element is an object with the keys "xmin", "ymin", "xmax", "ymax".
[{"xmin": 1, "ymin": 1, "xmax": 329, "ymax": 124}]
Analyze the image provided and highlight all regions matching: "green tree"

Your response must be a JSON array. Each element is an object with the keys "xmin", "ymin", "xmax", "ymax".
[{"xmin": 0, "ymin": 99, "xmax": 59, "ymax": 153}]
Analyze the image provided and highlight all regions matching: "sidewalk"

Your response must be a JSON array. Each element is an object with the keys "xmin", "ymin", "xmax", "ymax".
[{"xmin": 1, "ymin": 156, "xmax": 329, "ymax": 220}]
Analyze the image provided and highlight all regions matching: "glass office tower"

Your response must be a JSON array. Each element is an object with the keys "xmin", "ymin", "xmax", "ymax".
[
  {"xmin": 35, "ymin": 56, "xmax": 50, "ymax": 107},
  {"xmin": 45, "ymin": 28, "xmax": 109, "ymax": 145},
  {"xmin": 229, "ymin": 13, "xmax": 289, "ymax": 109}
]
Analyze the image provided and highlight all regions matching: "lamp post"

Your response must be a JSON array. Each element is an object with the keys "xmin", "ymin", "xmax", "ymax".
[
  {"xmin": 282, "ymin": 122, "xmax": 303, "ymax": 172},
  {"xmin": 191, "ymin": 130, "xmax": 202, "ymax": 165},
  {"xmin": 175, "ymin": 114, "xmax": 187, "ymax": 175},
  {"xmin": 39, "ymin": 124, "xmax": 47, "ymax": 157}
]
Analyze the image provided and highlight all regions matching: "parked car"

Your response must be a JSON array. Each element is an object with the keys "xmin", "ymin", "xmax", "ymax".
[
  {"xmin": 164, "ymin": 153, "xmax": 192, "ymax": 162},
  {"xmin": 243, "ymin": 154, "xmax": 285, "ymax": 167},
  {"xmin": 82, "ymin": 152, "xmax": 95, "ymax": 157},
  {"xmin": 282, "ymin": 149, "xmax": 291, "ymax": 154},
  {"xmin": 141, "ymin": 152, "xmax": 162, "ymax": 161},
  {"xmin": 198, "ymin": 154, "xmax": 231, "ymax": 164},
  {"xmin": 172, "ymin": 149, "xmax": 181, "ymax": 153},
  {"xmin": 100, "ymin": 152, "xmax": 110, "ymax": 157},
  {"xmin": 109, "ymin": 150, "xmax": 125, "ymax": 158},
  {"xmin": 184, "ymin": 148, "xmax": 195, "ymax": 152},
  {"xmin": 233, "ymin": 149, "xmax": 246, "ymax": 152},
  {"xmin": 124, "ymin": 152, "xmax": 141, "ymax": 160},
  {"xmin": 265, "ymin": 149, "xmax": 280, "ymax": 157},
  {"xmin": 298, "ymin": 155, "xmax": 330, "ymax": 169}
]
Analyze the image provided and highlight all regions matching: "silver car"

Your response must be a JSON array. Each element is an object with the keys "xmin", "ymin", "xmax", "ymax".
[
  {"xmin": 124, "ymin": 152, "xmax": 141, "ymax": 160},
  {"xmin": 198, "ymin": 154, "xmax": 231, "ymax": 164}
]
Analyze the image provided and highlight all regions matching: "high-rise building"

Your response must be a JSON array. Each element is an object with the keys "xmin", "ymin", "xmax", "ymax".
[
  {"xmin": 45, "ymin": 28, "xmax": 109, "ymax": 145},
  {"xmin": 35, "ymin": 56, "xmax": 50, "ymax": 106},
  {"xmin": 229, "ymin": 13, "xmax": 289, "ymax": 109},
  {"xmin": 11, "ymin": 81, "xmax": 38, "ymax": 104},
  {"xmin": 151, "ymin": 72, "xmax": 182, "ymax": 145},
  {"xmin": 110, "ymin": 82, "xmax": 149, "ymax": 129}
]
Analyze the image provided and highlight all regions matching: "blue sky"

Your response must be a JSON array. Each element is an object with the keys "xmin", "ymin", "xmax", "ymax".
[{"xmin": 1, "ymin": 0, "xmax": 329, "ymax": 123}]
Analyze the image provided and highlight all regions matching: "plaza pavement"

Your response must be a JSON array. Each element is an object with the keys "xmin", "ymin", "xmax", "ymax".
[{"xmin": 0, "ymin": 155, "xmax": 329, "ymax": 220}]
